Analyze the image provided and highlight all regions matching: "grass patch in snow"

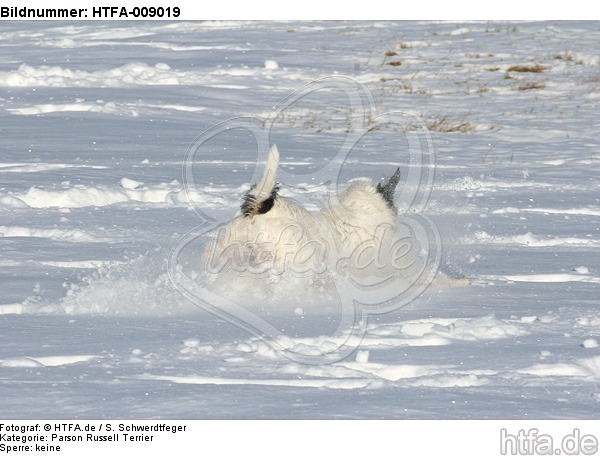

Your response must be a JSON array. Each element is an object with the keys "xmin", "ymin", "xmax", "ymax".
[
  {"xmin": 506, "ymin": 64, "xmax": 548, "ymax": 73},
  {"xmin": 517, "ymin": 81, "xmax": 546, "ymax": 91},
  {"xmin": 425, "ymin": 115, "xmax": 475, "ymax": 133}
]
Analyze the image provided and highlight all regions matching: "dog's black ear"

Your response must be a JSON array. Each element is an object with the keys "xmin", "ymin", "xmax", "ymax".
[
  {"xmin": 376, "ymin": 167, "xmax": 401, "ymax": 209},
  {"xmin": 241, "ymin": 145, "xmax": 280, "ymax": 217}
]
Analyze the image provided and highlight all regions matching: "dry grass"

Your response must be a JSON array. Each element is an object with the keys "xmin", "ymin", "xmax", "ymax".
[
  {"xmin": 467, "ymin": 53, "xmax": 493, "ymax": 59},
  {"xmin": 554, "ymin": 52, "xmax": 587, "ymax": 65},
  {"xmin": 554, "ymin": 53, "xmax": 575, "ymax": 62},
  {"xmin": 378, "ymin": 79, "xmax": 429, "ymax": 95},
  {"xmin": 365, "ymin": 113, "xmax": 481, "ymax": 134},
  {"xmin": 379, "ymin": 77, "xmax": 401, "ymax": 82},
  {"xmin": 506, "ymin": 64, "xmax": 548, "ymax": 73},
  {"xmin": 382, "ymin": 50, "xmax": 402, "ymax": 67},
  {"xmin": 426, "ymin": 116, "xmax": 475, "ymax": 133},
  {"xmin": 517, "ymin": 82, "xmax": 546, "ymax": 91}
]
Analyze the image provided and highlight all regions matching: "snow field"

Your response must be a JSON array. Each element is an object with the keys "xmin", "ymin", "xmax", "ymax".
[{"xmin": 0, "ymin": 20, "xmax": 598, "ymax": 418}]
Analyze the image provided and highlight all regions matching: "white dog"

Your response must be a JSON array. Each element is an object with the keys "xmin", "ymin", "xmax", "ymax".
[{"xmin": 200, "ymin": 144, "xmax": 462, "ymax": 309}]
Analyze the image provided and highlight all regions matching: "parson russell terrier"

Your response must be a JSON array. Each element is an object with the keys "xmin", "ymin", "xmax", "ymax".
[{"xmin": 201, "ymin": 145, "xmax": 467, "ymax": 300}]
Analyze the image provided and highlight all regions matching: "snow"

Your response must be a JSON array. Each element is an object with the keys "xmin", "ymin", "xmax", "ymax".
[
  {"xmin": 120, "ymin": 177, "xmax": 144, "ymax": 190},
  {"xmin": 12, "ymin": 181, "xmax": 193, "ymax": 208},
  {"xmin": 264, "ymin": 59, "xmax": 279, "ymax": 70},
  {"xmin": 1, "ymin": 20, "xmax": 599, "ymax": 419},
  {"xmin": 583, "ymin": 339, "xmax": 599, "ymax": 349}
]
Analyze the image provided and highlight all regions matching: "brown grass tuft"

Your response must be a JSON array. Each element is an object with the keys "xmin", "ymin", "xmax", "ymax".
[
  {"xmin": 517, "ymin": 82, "xmax": 546, "ymax": 91},
  {"xmin": 426, "ymin": 116, "xmax": 475, "ymax": 133},
  {"xmin": 506, "ymin": 64, "xmax": 548, "ymax": 73}
]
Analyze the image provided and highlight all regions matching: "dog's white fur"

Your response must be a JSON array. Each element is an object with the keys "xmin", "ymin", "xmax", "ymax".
[
  {"xmin": 201, "ymin": 146, "xmax": 470, "ymax": 311},
  {"xmin": 202, "ymin": 145, "xmax": 467, "ymax": 302}
]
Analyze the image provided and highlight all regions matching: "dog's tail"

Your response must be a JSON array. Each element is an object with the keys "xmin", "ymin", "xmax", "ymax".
[
  {"xmin": 376, "ymin": 167, "xmax": 401, "ymax": 209},
  {"xmin": 241, "ymin": 144, "xmax": 280, "ymax": 217}
]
